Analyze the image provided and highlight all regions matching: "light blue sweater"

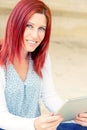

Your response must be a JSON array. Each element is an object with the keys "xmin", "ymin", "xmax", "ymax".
[{"xmin": 5, "ymin": 59, "xmax": 41, "ymax": 118}]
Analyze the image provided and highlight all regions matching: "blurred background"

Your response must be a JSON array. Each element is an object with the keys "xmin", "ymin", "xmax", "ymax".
[{"xmin": 0, "ymin": 0, "xmax": 87, "ymax": 102}]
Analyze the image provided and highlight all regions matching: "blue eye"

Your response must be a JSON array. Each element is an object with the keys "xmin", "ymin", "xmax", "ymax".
[
  {"xmin": 39, "ymin": 27, "xmax": 46, "ymax": 32},
  {"xmin": 26, "ymin": 24, "xmax": 33, "ymax": 29}
]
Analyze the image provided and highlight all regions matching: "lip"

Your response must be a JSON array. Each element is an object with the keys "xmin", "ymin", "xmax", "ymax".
[{"xmin": 26, "ymin": 40, "xmax": 36, "ymax": 45}]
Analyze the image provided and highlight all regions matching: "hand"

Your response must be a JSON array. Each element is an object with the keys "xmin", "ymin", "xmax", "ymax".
[
  {"xmin": 34, "ymin": 112, "xmax": 63, "ymax": 130},
  {"xmin": 74, "ymin": 112, "xmax": 87, "ymax": 126}
]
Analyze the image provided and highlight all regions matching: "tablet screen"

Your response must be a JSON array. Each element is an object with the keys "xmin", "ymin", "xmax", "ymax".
[{"xmin": 57, "ymin": 97, "xmax": 87, "ymax": 121}]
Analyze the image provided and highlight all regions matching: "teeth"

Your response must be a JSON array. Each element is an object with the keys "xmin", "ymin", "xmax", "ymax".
[{"xmin": 26, "ymin": 40, "xmax": 36, "ymax": 44}]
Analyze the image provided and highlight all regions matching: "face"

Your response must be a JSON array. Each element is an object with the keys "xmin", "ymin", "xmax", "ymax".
[{"xmin": 23, "ymin": 13, "xmax": 47, "ymax": 54}]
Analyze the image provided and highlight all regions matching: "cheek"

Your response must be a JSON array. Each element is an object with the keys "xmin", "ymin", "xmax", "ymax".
[
  {"xmin": 40, "ymin": 33, "xmax": 45, "ymax": 41},
  {"xmin": 23, "ymin": 30, "xmax": 28, "ymax": 38}
]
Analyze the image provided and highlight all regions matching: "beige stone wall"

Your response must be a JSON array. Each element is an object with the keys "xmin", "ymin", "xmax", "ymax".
[
  {"xmin": 43, "ymin": 0, "xmax": 87, "ymax": 45},
  {"xmin": 0, "ymin": 0, "xmax": 87, "ymax": 46},
  {"xmin": 0, "ymin": 0, "xmax": 18, "ymax": 38}
]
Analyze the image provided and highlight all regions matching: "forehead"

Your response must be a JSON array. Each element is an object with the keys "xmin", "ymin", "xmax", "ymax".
[{"xmin": 28, "ymin": 13, "xmax": 47, "ymax": 26}]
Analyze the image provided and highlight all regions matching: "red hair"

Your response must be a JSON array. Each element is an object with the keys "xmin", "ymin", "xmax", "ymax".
[
  {"xmin": 0, "ymin": 39, "xmax": 3, "ymax": 50},
  {"xmin": 0, "ymin": 0, "xmax": 51, "ymax": 77}
]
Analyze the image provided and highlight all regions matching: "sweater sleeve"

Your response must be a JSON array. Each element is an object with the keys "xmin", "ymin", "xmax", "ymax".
[
  {"xmin": 41, "ymin": 54, "xmax": 64, "ymax": 113},
  {"xmin": 0, "ymin": 67, "xmax": 35, "ymax": 130}
]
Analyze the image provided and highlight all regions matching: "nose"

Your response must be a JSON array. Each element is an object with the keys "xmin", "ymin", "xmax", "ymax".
[{"xmin": 31, "ymin": 29, "xmax": 39, "ymax": 40}]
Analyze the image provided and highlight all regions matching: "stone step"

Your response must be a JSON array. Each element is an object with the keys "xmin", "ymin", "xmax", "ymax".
[{"xmin": 0, "ymin": 0, "xmax": 87, "ymax": 46}]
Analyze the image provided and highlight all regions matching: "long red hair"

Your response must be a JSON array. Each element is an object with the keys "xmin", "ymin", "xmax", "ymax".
[{"xmin": 0, "ymin": 0, "xmax": 51, "ymax": 77}]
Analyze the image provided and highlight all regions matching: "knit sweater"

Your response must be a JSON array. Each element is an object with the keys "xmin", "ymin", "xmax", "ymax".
[
  {"xmin": 5, "ymin": 58, "xmax": 41, "ymax": 118},
  {"xmin": 0, "ymin": 55, "xmax": 64, "ymax": 130}
]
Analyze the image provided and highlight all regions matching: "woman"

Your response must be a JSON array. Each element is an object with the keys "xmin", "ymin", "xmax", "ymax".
[
  {"xmin": 0, "ymin": 0, "xmax": 64, "ymax": 129},
  {"xmin": 0, "ymin": 0, "xmax": 87, "ymax": 130}
]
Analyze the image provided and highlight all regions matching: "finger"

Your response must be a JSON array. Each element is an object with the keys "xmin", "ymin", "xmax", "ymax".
[
  {"xmin": 45, "ymin": 112, "xmax": 54, "ymax": 117},
  {"xmin": 74, "ymin": 119, "xmax": 87, "ymax": 127},
  {"xmin": 78, "ymin": 113, "xmax": 87, "ymax": 118},
  {"xmin": 75, "ymin": 115, "xmax": 87, "ymax": 122},
  {"xmin": 38, "ymin": 113, "xmax": 54, "ymax": 123},
  {"xmin": 45, "ymin": 115, "xmax": 63, "ymax": 123},
  {"xmin": 44, "ymin": 116, "xmax": 63, "ymax": 129},
  {"xmin": 47, "ymin": 125, "xmax": 57, "ymax": 130},
  {"xmin": 74, "ymin": 115, "xmax": 87, "ymax": 127}
]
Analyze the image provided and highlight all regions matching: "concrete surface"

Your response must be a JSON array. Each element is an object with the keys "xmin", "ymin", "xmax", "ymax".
[{"xmin": 41, "ymin": 41, "xmax": 87, "ymax": 113}]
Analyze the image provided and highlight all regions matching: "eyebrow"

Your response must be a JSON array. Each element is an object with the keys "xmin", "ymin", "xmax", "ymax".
[{"xmin": 27, "ymin": 21, "xmax": 47, "ymax": 28}]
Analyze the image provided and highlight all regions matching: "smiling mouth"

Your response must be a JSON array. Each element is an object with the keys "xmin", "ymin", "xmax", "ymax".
[{"xmin": 26, "ymin": 40, "xmax": 36, "ymax": 45}]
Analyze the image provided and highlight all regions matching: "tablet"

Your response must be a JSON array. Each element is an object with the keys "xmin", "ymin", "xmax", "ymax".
[{"xmin": 56, "ymin": 96, "xmax": 87, "ymax": 121}]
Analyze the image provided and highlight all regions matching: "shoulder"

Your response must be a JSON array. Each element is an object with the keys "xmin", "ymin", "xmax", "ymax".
[
  {"xmin": 0, "ymin": 66, "xmax": 6, "ymax": 89},
  {"xmin": 42, "ymin": 53, "xmax": 52, "ymax": 77},
  {"xmin": 44, "ymin": 53, "xmax": 51, "ymax": 68},
  {"xmin": 0, "ymin": 66, "xmax": 5, "ymax": 79},
  {"xmin": 0, "ymin": 66, "xmax": 4, "ymax": 72}
]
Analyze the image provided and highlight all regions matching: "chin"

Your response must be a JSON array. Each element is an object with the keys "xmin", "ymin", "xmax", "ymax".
[{"xmin": 28, "ymin": 48, "xmax": 36, "ymax": 52}]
